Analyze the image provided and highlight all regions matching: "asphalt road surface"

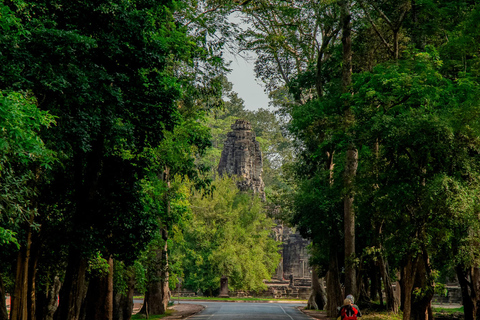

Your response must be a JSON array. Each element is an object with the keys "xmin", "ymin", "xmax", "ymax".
[{"xmin": 180, "ymin": 301, "xmax": 312, "ymax": 320}]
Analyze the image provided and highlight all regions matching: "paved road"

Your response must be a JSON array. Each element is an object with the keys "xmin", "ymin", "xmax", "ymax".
[{"xmin": 179, "ymin": 301, "xmax": 312, "ymax": 320}]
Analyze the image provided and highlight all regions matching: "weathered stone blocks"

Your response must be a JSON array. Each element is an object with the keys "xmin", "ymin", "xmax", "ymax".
[{"xmin": 218, "ymin": 119, "xmax": 265, "ymax": 200}]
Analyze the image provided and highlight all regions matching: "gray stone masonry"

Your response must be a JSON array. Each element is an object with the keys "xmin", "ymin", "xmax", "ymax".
[{"xmin": 218, "ymin": 119, "xmax": 265, "ymax": 200}]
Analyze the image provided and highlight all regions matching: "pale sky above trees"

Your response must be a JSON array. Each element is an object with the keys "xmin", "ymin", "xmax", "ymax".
[
  {"xmin": 226, "ymin": 53, "xmax": 271, "ymax": 111},
  {"xmin": 224, "ymin": 13, "xmax": 270, "ymax": 111}
]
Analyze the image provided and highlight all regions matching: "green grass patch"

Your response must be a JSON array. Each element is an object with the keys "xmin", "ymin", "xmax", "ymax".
[
  {"xmin": 170, "ymin": 296, "xmax": 307, "ymax": 302},
  {"xmin": 134, "ymin": 295, "xmax": 307, "ymax": 302},
  {"xmin": 433, "ymin": 306, "xmax": 464, "ymax": 319},
  {"xmin": 354, "ymin": 307, "xmax": 464, "ymax": 320},
  {"xmin": 433, "ymin": 307, "xmax": 464, "ymax": 314},
  {"xmin": 359, "ymin": 309, "xmax": 404, "ymax": 320},
  {"xmin": 131, "ymin": 310, "xmax": 174, "ymax": 319}
]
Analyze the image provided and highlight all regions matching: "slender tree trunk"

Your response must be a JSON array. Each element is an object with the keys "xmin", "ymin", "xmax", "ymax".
[
  {"xmin": 378, "ymin": 273, "xmax": 384, "ymax": 307},
  {"xmin": 379, "ymin": 253, "xmax": 398, "ymax": 312},
  {"xmin": 370, "ymin": 264, "xmax": 379, "ymax": 302},
  {"xmin": 54, "ymin": 252, "xmax": 88, "ymax": 320},
  {"xmin": 340, "ymin": 0, "xmax": 357, "ymax": 298},
  {"xmin": 0, "ymin": 273, "xmax": 8, "ymax": 320},
  {"xmin": 36, "ymin": 276, "xmax": 61, "ymax": 320},
  {"xmin": 158, "ymin": 168, "xmax": 171, "ymax": 313},
  {"xmin": 355, "ymin": 260, "xmax": 368, "ymax": 304},
  {"xmin": 160, "ymin": 228, "xmax": 170, "ymax": 313},
  {"xmin": 401, "ymin": 257, "xmax": 416, "ymax": 320},
  {"xmin": 393, "ymin": 30, "xmax": 399, "ymax": 60},
  {"xmin": 316, "ymin": 52, "xmax": 324, "ymax": 97},
  {"xmin": 11, "ymin": 212, "xmax": 35, "ymax": 320},
  {"xmin": 344, "ymin": 145, "xmax": 357, "ymax": 298},
  {"xmin": 11, "ymin": 244, "xmax": 28, "ymax": 320},
  {"xmin": 27, "ymin": 238, "xmax": 40, "ymax": 320},
  {"xmin": 326, "ymin": 255, "xmax": 343, "ymax": 317}
]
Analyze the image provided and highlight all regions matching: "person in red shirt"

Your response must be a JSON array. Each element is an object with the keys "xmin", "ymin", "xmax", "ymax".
[{"xmin": 338, "ymin": 295, "xmax": 362, "ymax": 320}]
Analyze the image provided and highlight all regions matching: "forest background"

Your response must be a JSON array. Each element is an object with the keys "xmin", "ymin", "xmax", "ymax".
[{"xmin": 1, "ymin": 1, "xmax": 480, "ymax": 320}]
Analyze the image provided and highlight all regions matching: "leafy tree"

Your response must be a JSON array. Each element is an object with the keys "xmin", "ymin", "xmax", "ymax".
[
  {"xmin": 0, "ymin": 90, "xmax": 56, "ymax": 320},
  {"xmin": 0, "ymin": 91, "xmax": 55, "ymax": 244},
  {"xmin": 181, "ymin": 176, "xmax": 280, "ymax": 295},
  {"xmin": 0, "ymin": 0, "xmax": 216, "ymax": 318},
  {"xmin": 352, "ymin": 50, "xmax": 480, "ymax": 320},
  {"xmin": 138, "ymin": 119, "xmax": 212, "ymax": 315},
  {"xmin": 242, "ymin": 1, "xmax": 480, "ymax": 319}
]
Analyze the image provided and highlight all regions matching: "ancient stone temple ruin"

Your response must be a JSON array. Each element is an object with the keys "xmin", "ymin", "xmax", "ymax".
[
  {"xmin": 218, "ymin": 119, "xmax": 265, "ymax": 200},
  {"xmin": 218, "ymin": 119, "xmax": 312, "ymax": 299}
]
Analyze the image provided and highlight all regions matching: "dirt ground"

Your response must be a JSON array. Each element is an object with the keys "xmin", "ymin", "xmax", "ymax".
[
  {"xmin": 297, "ymin": 307, "xmax": 330, "ymax": 320},
  {"xmin": 298, "ymin": 305, "xmax": 465, "ymax": 320},
  {"xmin": 133, "ymin": 303, "xmax": 205, "ymax": 319}
]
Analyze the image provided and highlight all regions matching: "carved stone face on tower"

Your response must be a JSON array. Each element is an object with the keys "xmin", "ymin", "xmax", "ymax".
[{"xmin": 218, "ymin": 119, "xmax": 265, "ymax": 200}]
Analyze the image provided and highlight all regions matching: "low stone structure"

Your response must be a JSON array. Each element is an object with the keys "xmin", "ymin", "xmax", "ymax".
[{"xmin": 219, "ymin": 276, "xmax": 229, "ymax": 298}]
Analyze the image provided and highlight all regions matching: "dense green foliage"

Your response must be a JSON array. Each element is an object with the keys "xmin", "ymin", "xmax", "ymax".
[
  {"xmin": 0, "ymin": 91, "xmax": 55, "ymax": 247},
  {"xmin": 0, "ymin": 0, "xmax": 226, "ymax": 318},
  {"xmin": 238, "ymin": 0, "xmax": 480, "ymax": 318},
  {"xmin": 181, "ymin": 176, "xmax": 280, "ymax": 294},
  {"xmin": 3, "ymin": 0, "xmax": 480, "ymax": 318},
  {"xmin": 0, "ymin": 0, "xmax": 288, "ymax": 317}
]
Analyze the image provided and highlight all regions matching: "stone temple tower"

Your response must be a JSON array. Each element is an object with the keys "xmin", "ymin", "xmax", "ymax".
[
  {"xmin": 218, "ymin": 119, "xmax": 312, "ymax": 298},
  {"xmin": 217, "ymin": 119, "xmax": 265, "ymax": 200}
]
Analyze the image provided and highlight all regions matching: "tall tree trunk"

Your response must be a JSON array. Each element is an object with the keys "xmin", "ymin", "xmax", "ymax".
[
  {"xmin": 377, "ymin": 273, "xmax": 384, "ymax": 307},
  {"xmin": 160, "ymin": 228, "xmax": 170, "ymax": 313},
  {"xmin": 326, "ymin": 255, "xmax": 343, "ymax": 317},
  {"xmin": 140, "ymin": 166, "xmax": 171, "ymax": 315},
  {"xmin": 27, "ymin": 238, "xmax": 40, "ymax": 320},
  {"xmin": 344, "ymin": 145, "xmax": 358, "ymax": 298},
  {"xmin": 402, "ymin": 250, "xmax": 434, "ymax": 320},
  {"xmin": 307, "ymin": 268, "xmax": 326, "ymax": 310},
  {"xmin": 84, "ymin": 256, "xmax": 113, "ymax": 320},
  {"xmin": 379, "ymin": 253, "xmax": 398, "ymax": 313},
  {"xmin": 456, "ymin": 264, "xmax": 479, "ymax": 320},
  {"xmin": 457, "ymin": 265, "xmax": 474, "ymax": 320},
  {"xmin": 340, "ymin": 0, "xmax": 357, "ymax": 298},
  {"xmin": 356, "ymin": 267, "xmax": 369, "ymax": 304},
  {"xmin": 113, "ymin": 270, "xmax": 135, "ymax": 320},
  {"xmin": 11, "ymin": 212, "xmax": 35, "ymax": 320},
  {"xmin": 401, "ymin": 255, "xmax": 417, "ymax": 320},
  {"xmin": 11, "ymin": 243, "xmax": 28, "ymax": 320},
  {"xmin": 316, "ymin": 51, "xmax": 324, "ymax": 98},
  {"xmin": 369, "ymin": 264, "xmax": 379, "ymax": 302},
  {"xmin": 54, "ymin": 252, "xmax": 88, "ymax": 320},
  {"xmin": 0, "ymin": 273, "xmax": 8, "ymax": 320},
  {"xmin": 158, "ymin": 167, "xmax": 171, "ymax": 313},
  {"xmin": 411, "ymin": 250, "xmax": 434, "ymax": 320},
  {"xmin": 140, "ymin": 230, "xmax": 169, "ymax": 315},
  {"xmin": 36, "ymin": 276, "xmax": 61, "ymax": 320}
]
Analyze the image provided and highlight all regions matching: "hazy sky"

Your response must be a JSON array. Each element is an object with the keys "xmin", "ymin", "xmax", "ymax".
[{"xmin": 225, "ymin": 53, "xmax": 271, "ymax": 111}]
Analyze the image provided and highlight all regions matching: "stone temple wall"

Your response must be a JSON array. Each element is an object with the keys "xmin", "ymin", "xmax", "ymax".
[{"xmin": 271, "ymin": 221, "xmax": 311, "ymax": 281}]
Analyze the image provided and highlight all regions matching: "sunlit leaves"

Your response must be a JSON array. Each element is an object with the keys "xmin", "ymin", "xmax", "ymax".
[{"xmin": 181, "ymin": 176, "xmax": 280, "ymax": 293}]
